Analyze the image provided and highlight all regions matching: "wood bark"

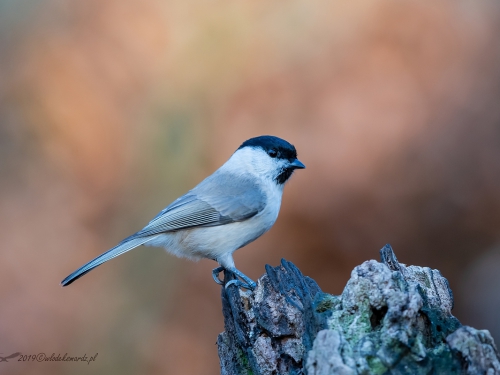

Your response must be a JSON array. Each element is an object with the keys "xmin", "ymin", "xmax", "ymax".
[{"xmin": 217, "ymin": 245, "xmax": 500, "ymax": 375}]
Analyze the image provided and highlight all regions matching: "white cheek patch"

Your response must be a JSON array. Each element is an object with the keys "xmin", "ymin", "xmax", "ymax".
[{"xmin": 224, "ymin": 148, "xmax": 281, "ymax": 181}]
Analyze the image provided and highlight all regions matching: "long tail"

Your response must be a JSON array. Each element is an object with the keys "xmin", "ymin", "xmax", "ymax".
[{"xmin": 61, "ymin": 236, "xmax": 156, "ymax": 286}]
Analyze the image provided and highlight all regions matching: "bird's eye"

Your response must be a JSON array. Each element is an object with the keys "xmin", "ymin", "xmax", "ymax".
[{"xmin": 268, "ymin": 149, "xmax": 278, "ymax": 158}]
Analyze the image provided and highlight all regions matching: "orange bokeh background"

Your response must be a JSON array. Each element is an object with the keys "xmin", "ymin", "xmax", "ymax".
[{"xmin": 1, "ymin": 1, "xmax": 500, "ymax": 374}]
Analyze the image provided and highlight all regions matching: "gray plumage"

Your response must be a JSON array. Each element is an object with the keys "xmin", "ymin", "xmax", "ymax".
[{"xmin": 142, "ymin": 172, "xmax": 266, "ymax": 235}]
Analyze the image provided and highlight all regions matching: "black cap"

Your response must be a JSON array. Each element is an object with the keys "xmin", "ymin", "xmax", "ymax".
[{"xmin": 238, "ymin": 135, "xmax": 298, "ymax": 161}]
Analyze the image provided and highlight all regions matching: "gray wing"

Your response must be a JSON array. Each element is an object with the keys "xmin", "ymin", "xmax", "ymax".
[{"xmin": 134, "ymin": 172, "xmax": 266, "ymax": 238}]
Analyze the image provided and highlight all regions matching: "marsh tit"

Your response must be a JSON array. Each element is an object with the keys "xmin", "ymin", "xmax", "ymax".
[{"xmin": 61, "ymin": 135, "xmax": 305, "ymax": 290}]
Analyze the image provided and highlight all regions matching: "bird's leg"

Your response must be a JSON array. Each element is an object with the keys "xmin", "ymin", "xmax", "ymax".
[{"xmin": 213, "ymin": 253, "xmax": 256, "ymax": 290}]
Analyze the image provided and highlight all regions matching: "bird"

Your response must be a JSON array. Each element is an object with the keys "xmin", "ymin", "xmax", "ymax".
[{"xmin": 61, "ymin": 135, "xmax": 305, "ymax": 290}]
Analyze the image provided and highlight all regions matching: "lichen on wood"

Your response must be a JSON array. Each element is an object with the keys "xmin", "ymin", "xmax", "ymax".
[{"xmin": 217, "ymin": 245, "xmax": 500, "ymax": 374}]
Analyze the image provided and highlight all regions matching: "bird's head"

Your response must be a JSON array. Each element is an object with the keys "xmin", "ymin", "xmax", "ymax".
[{"xmin": 227, "ymin": 135, "xmax": 305, "ymax": 185}]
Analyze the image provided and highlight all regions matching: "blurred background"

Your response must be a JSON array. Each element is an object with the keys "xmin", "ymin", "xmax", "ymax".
[{"xmin": 1, "ymin": 0, "xmax": 500, "ymax": 374}]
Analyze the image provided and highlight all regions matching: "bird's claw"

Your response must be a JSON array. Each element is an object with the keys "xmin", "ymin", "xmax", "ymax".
[
  {"xmin": 212, "ymin": 266, "xmax": 225, "ymax": 285},
  {"xmin": 212, "ymin": 266, "xmax": 256, "ymax": 290},
  {"xmin": 225, "ymin": 279, "xmax": 256, "ymax": 291}
]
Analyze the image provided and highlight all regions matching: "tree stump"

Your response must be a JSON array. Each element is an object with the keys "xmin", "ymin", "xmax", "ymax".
[{"xmin": 217, "ymin": 245, "xmax": 500, "ymax": 374}]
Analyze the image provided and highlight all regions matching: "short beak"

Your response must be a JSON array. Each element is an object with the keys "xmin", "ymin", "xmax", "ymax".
[{"xmin": 290, "ymin": 159, "xmax": 305, "ymax": 169}]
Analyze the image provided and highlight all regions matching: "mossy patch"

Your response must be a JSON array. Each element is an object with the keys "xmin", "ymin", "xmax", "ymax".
[{"xmin": 366, "ymin": 356, "xmax": 388, "ymax": 375}]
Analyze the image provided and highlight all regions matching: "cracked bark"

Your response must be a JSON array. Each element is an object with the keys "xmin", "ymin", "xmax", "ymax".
[{"xmin": 217, "ymin": 245, "xmax": 500, "ymax": 375}]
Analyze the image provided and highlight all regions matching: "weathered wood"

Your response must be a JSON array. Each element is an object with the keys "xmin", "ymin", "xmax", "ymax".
[{"xmin": 217, "ymin": 245, "xmax": 500, "ymax": 374}]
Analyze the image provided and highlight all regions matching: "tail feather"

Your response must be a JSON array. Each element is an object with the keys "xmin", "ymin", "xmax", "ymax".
[{"xmin": 61, "ymin": 236, "xmax": 155, "ymax": 286}]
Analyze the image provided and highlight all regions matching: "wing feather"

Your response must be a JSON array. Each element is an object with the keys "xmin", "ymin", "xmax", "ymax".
[{"xmin": 133, "ymin": 172, "xmax": 266, "ymax": 238}]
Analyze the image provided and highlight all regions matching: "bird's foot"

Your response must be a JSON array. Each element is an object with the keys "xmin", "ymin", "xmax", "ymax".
[
  {"xmin": 228, "ymin": 268, "xmax": 256, "ymax": 290},
  {"xmin": 225, "ymin": 278, "xmax": 256, "ymax": 290},
  {"xmin": 211, "ymin": 266, "xmax": 256, "ymax": 290}
]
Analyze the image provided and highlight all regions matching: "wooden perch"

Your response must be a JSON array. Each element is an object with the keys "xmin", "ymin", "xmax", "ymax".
[{"xmin": 217, "ymin": 245, "xmax": 500, "ymax": 375}]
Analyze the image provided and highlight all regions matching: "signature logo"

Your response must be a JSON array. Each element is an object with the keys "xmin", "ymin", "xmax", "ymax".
[
  {"xmin": 0, "ymin": 352, "xmax": 21, "ymax": 362},
  {"xmin": 1, "ymin": 351, "xmax": 98, "ymax": 364}
]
